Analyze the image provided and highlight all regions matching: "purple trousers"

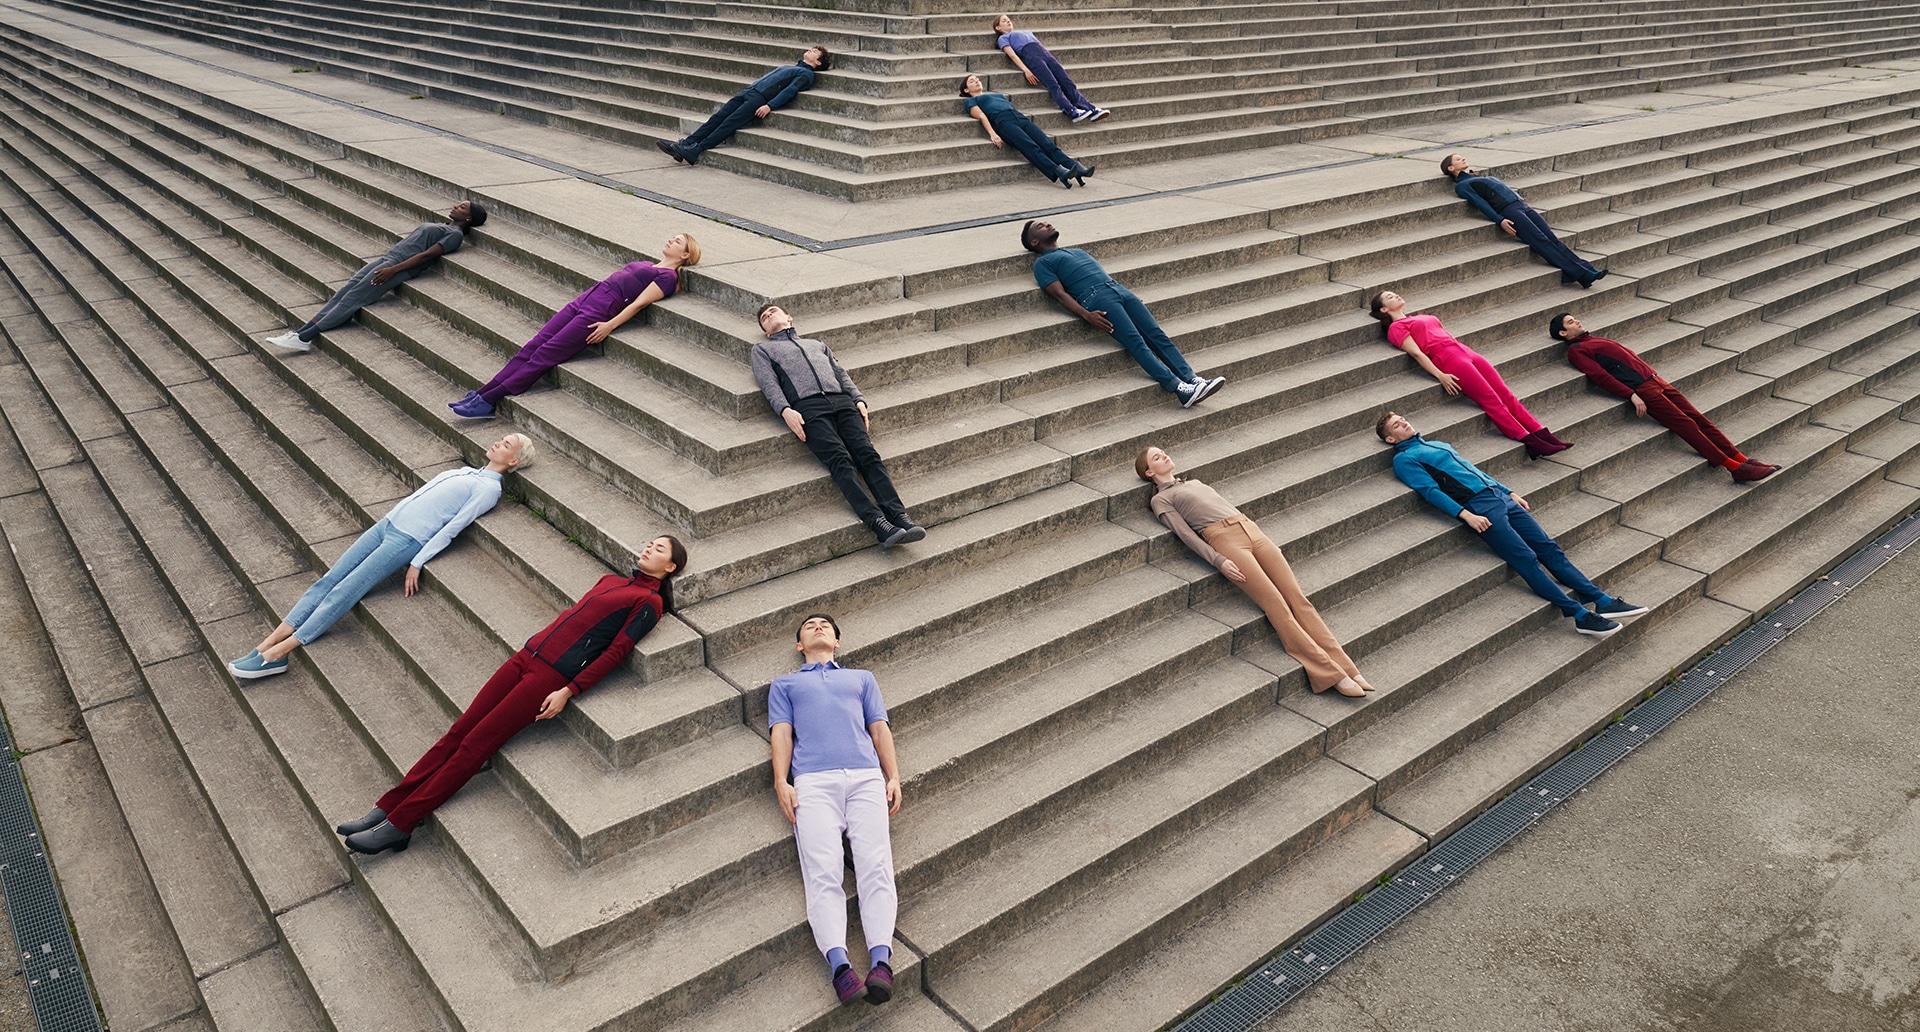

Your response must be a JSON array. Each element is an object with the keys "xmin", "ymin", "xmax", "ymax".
[
  {"xmin": 478, "ymin": 281, "xmax": 621, "ymax": 403},
  {"xmin": 1019, "ymin": 43, "xmax": 1095, "ymax": 118}
]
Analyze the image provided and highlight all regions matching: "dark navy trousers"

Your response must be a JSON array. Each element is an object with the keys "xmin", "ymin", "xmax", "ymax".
[
  {"xmin": 1501, "ymin": 201, "xmax": 1599, "ymax": 283},
  {"xmin": 1465, "ymin": 488, "xmax": 1606, "ymax": 617}
]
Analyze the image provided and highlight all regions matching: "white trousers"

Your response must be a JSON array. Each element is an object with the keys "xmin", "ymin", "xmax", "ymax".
[{"xmin": 793, "ymin": 767, "xmax": 897, "ymax": 959}]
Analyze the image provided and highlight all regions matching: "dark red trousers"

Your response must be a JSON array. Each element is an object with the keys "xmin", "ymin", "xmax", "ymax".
[
  {"xmin": 1640, "ymin": 380, "xmax": 1740, "ymax": 467},
  {"xmin": 378, "ymin": 650, "xmax": 567, "ymax": 832}
]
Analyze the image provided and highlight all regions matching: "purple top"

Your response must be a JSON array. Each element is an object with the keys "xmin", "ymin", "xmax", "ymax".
[{"xmin": 602, "ymin": 261, "xmax": 680, "ymax": 307}]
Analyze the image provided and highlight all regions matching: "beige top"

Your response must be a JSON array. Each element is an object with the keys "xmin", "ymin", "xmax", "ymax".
[{"xmin": 1148, "ymin": 478, "xmax": 1241, "ymax": 570}]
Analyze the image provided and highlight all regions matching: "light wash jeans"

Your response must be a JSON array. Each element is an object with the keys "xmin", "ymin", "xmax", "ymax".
[
  {"xmin": 793, "ymin": 767, "xmax": 896, "ymax": 961},
  {"xmin": 284, "ymin": 519, "xmax": 421, "ymax": 644}
]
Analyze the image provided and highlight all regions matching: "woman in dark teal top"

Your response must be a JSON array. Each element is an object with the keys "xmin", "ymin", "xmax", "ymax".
[{"xmin": 960, "ymin": 74, "xmax": 1093, "ymax": 188}]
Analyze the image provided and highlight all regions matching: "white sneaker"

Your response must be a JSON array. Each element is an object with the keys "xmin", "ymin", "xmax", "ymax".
[
  {"xmin": 264, "ymin": 331, "xmax": 311, "ymax": 352},
  {"xmin": 1071, "ymin": 109, "xmax": 1095, "ymax": 123}
]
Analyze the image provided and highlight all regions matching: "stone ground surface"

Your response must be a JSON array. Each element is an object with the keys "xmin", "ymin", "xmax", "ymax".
[
  {"xmin": 1259, "ymin": 544, "xmax": 1920, "ymax": 1032},
  {"xmin": 0, "ymin": 894, "xmax": 35, "ymax": 1032}
]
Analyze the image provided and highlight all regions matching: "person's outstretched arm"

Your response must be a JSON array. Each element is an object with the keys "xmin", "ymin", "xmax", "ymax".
[
  {"xmin": 1392, "ymin": 334, "xmax": 1463, "ymax": 395},
  {"xmin": 371, "ymin": 243, "xmax": 446, "ymax": 285},
  {"xmin": 869, "ymin": 720, "xmax": 902, "ymax": 815},
  {"xmin": 771, "ymin": 723, "xmax": 798, "ymax": 823},
  {"xmin": 1042, "ymin": 280, "xmax": 1114, "ymax": 333},
  {"xmin": 1153, "ymin": 508, "xmax": 1236, "ymax": 581},
  {"xmin": 587, "ymin": 281, "xmax": 668, "ymax": 344},
  {"xmin": 970, "ymin": 107, "xmax": 1004, "ymax": 147},
  {"xmin": 404, "ymin": 478, "xmax": 503, "ymax": 592},
  {"xmin": 761, "ymin": 68, "xmax": 811, "ymax": 113},
  {"xmin": 1454, "ymin": 178, "xmax": 1504, "ymax": 223},
  {"xmin": 1002, "ymin": 45, "xmax": 1038, "ymax": 85}
]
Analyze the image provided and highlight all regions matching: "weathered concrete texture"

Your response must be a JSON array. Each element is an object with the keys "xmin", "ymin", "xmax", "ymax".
[
  {"xmin": 199, "ymin": 946, "xmax": 327, "ymax": 1032},
  {"xmin": 21, "ymin": 740, "xmax": 199, "ymax": 1032},
  {"xmin": 1269, "ymin": 548, "xmax": 1920, "ymax": 1032},
  {"xmin": 0, "ymin": 516, "xmax": 85, "ymax": 751},
  {"xmin": 0, "ymin": 491, "xmax": 145, "ymax": 710}
]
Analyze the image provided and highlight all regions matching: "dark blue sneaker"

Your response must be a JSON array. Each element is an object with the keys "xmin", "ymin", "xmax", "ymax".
[
  {"xmin": 1573, "ymin": 611, "xmax": 1622, "ymax": 638},
  {"xmin": 1594, "ymin": 597, "xmax": 1650, "ymax": 619},
  {"xmin": 228, "ymin": 650, "xmax": 288, "ymax": 679}
]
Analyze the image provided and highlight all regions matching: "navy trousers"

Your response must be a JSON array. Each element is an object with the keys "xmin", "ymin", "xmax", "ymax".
[
  {"xmin": 679, "ymin": 88, "xmax": 767, "ymax": 160},
  {"xmin": 1501, "ymin": 201, "xmax": 1599, "ymax": 283},
  {"xmin": 1464, "ymin": 488, "xmax": 1606, "ymax": 617},
  {"xmin": 991, "ymin": 111, "xmax": 1076, "ymax": 180}
]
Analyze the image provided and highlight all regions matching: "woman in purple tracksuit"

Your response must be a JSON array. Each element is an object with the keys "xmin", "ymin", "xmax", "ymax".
[
  {"xmin": 450, "ymin": 233, "xmax": 699, "ymax": 417},
  {"xmin": 991, "ymin": 14, "xmax": 1110, "ymax": 123}
]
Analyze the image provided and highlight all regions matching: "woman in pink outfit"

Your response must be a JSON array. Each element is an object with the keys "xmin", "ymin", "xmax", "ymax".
[{"xmin": 1369, "ymin": 291, "xmax": 1570, "ymax": 459}]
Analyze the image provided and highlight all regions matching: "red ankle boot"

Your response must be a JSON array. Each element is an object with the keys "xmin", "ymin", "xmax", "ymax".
[{"xmin": 1523, "ymin": 428, "xmax": 1569, "ymax": 459}]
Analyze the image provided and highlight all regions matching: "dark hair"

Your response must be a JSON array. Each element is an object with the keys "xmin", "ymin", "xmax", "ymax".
[
  {"xmin": 1548, "ymin": 312, "xmax": 1572, "ymax": 340},
  {"xmin": 1368, "ymin": 292, "xmax": 1397, "ymax": 338},
  {"xmin": 795, "ymin": 613, "xmax": 841, "ymax": 642},
  {"xmin": 990, "ymin": 14, "xmax": 1008, "ymax": 47},
  {"xmin": 464, "ymin": 200, "xmax": 488, "ymax": 228},
  {"xmin": 958, "ymin": 74, "xmax": 976, "ymax": 98},
  {"xmin": 1021, "ymin": 220, "xmax": 1040, "ymax": 252},
  {"xmin": 1375, "ymin": 411, "xmax": 1399, "ymax": 442},
  {"xmin": 644, "ymin": 535, "xmax": 689, "ymax": 612},
  {"xmin": 808, "ymin": 45, "xmax": 833, "ymax": 71},
  {"xmin": 756, "ymin": 302, "xmax": 783, "ymax": 326},
  {"xmin": 1440, "ymin": 154, "xmax": 1459, "ymax": 178}
]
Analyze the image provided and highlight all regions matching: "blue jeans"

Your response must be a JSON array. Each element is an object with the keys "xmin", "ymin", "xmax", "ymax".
[
  {"xmin": 1500, "ymin": 201, "xmax": 1598, "ymax": 282},
  {"xmin": 1465, "ymin": 488, "xmax": 1606, "ymax": 617},
  {"xmin": 284, "ymin": 519, "xmax": 422, "ymax": 644},
  {"xmin": 990, "ymin": 110, "xmax": 1076, "ymax": 180},
  {"xmin": 1080, "ymin": 282, "xmax": 1197, "ymax": 392},
  {"xmin": 678, "ymin": 88, "xmax": 766, "ymax": 160}
]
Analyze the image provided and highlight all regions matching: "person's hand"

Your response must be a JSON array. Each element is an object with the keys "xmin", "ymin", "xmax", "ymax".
[
  {"xmin": 755, "ymin": 104, "xmax": 771, "ymax": 118},
  {"xmin": 1461, "ymin": 510, "xmax": 1492, "ymax": 533},
  {"xmin": 371, "ymin": 266, "xmax": 396, "ymax": 285},
  {"xmin": 1023, "ymin": 70, "xmax": 1038, "ymax": 85},
  {"xmin": 1220, "ymin": 559, "xmax": 1247, "ymax": 584},
  {"xmin": 586, "ymin": 320, "xmax": 615, "ymax": 344},
  {"xmin": 1510, "ymin": 491, "xmax": 1530, "ymax": 512},
  {"xmin": 404, "ymin": 565, "xmax": 421, "ymax": 597},
  {"xmin": 1436, "ymin": 372, "xmax": 1463, "ymax": 395},
  {"xmin": 782, "ymin": 408, "xmax": 807, "ymax": 441},
  {"xmin": 856, "ymin": 401, "xmax": 870, "ymax": 431},
  {"xmin": 775, "ymin": 781, "xmax": 798, "ymax": 824},
  {"xmin": 535, "ymin": 688, "xmax": 570, "ymax": 720},
  {"xmin": 1631, "ymin": 394, "xmax": 1648, "ymax": 418},
  {"xmin": 990, "ymin": 134, "xmax": 1005, "ymax": 148},
  {"xmin": 1499, "ymin": 219, "xmax": 1517, "ymax": 236},
  {"xmin": 1085, "ymin": 309, "xmax": 1114, "ymax": 333},
  {"xmin": 885, "ymin": 778, "xmax": 902, "ymax": 816}
]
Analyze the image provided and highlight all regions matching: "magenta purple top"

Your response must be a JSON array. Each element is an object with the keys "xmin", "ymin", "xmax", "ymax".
[{"xmin": 602, "ymin": 261, "xmax": 680, "ymax": 306}]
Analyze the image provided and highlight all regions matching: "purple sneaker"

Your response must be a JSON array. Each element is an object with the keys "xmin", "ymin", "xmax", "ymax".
[
  {"xmin": 864, "ymin": 962, "xmax": 893, "ymax": 1005},
  {"xmin": 832, "ymin": 964, "xmax": 863, "ymax": 1005},
  {"xmin": 449, "ymin": 394, "xmax": 496, "ymax": 419}
]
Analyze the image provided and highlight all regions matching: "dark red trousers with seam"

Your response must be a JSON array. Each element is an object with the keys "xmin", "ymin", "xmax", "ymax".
[
  {"xmin": 377, "ymin": 649, "xmax": 568, "ymax": 832},
  {"xmin": 1639, "ymin": 380, "xmax": 1740, "ymax": 466}
]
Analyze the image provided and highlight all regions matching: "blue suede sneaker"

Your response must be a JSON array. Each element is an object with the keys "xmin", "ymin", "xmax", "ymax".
[
  {"xmin": 1573, "ymin": 611, "xmax": 1622, "ymax": 638},
  {"xmin": 1593, "ymin": 597, "xmax": 1650, "ymax": 620},
  {"xmin": 228, "ymin": 651, "xmax": 289, "ymax": 679}
]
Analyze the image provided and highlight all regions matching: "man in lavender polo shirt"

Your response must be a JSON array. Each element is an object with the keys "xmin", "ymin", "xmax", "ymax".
[{"xmin": 769, "ymin": 613, "xmax": 902, "ymax": 1008}]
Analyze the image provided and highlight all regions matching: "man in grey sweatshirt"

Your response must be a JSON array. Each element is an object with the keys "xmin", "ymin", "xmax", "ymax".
[{"xmin": 751, "ymin": 305, "xmax": 926, "ymax": 547}]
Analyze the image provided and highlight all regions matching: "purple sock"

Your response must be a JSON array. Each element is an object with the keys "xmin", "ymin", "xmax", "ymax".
[
  {"xmin": 870, "ymin": 945, "xmax": 890, "ymax": 968},
  {"xmin": 826, "ymin": 947, "xmax": 849, "ymax": 973}
]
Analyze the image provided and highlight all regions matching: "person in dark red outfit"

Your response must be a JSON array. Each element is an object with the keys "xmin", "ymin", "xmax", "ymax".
[
  {"xmin": 336, "ymin": 534, "xmax": 688, "ymax": 854},
  {"xmin": 1552, "ymin": 313, "xmax": 1778, "ymax": 482}
]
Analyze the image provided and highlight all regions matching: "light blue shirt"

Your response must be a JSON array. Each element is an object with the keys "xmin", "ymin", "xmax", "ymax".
[
  {"xmin": 382, "ymin": 467, "xmax": 503, "ymax": 568},
  {"xmin": 768, "ymin": 660, "xmax": 888, "ymax": 778}
]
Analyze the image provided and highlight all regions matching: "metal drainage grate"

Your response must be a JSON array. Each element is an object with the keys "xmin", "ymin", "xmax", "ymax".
[
  {"xmin": 1176, "ymin": 508, "xmax": 1920, "ymax": 1032},
  {"xmin": 0, "ymin": 720, "xmax": 103, "ymax": 1032}
]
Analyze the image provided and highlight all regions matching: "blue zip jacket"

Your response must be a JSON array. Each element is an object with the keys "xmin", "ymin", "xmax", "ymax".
[
  {"xmin": 1392, "ymin": 435, "xmax": 1510, "ymax": 516},
  {"xmin": 1454, "ymin": 172, "xmax": 1524, "ymax": 223},
  {"xmin": 744, "ymin": 62, "xmax": 817, "ymax": 110}
]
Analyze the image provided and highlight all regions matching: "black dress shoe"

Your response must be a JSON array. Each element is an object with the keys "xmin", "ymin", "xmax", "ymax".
[
  {"xmin": 335, "ymin": 807, "xmax": 386, "ymax": 837},
  {"xmin": 344, "ymin": 820, "xmax": 411, "ymax": 855},
  {"xmin": 655, "ymin": 139, "xmax": 685, "ymax": 163}
]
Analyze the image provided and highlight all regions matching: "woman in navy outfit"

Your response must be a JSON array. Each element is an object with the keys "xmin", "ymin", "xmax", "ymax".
[
  {"xmin": 960, "ymin": 75, "xmax": 1094, "ymax": 188},
  {"xmin": 1443, "ymin": 154, "xmax": 1605, "ymax": 288}
]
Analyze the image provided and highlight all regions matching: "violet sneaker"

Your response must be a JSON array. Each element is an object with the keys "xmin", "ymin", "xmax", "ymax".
[
  {"xmin": 449, "ymin": 394, "xmax": 496, "ymax": 419},
  {"xmin": 864, "ymin": 962, "xmax": 893, "ymax": 1004},
  {"xmin": 832, "ymin": 964, "xmax": 863, "ymax": 1005}
]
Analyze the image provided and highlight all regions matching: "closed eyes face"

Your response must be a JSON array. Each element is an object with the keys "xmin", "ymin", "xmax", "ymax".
[
  {"xmin": 1445, "ymin": 154, "xmax": 1469, "ymax": 175},
  {"xmin": 1382, "ymin": 414, "xmax": 1415, "ymax": 443},
  {"xmin": 636, "ymin": 536, "xmax": 679, "ymax": 577},
  {"xmin": 965, "ymin": 75, "xmax": 983, "ymax": 94},
  {"xmin": 1559, "ymin": 315, "xmax": 1585, "ymax": 339},
  {"xmin": 758, "ymin": 305, "xmax": 791, "ymax": 334},
  {"xmin": 1144, "ymin": 447, "xmax": 1174, "ymax": 477},
  {"xmin": 485, "ymin": 435, "xmax": 520, "ymax": 466},
  {"xmin": 663, "ymin": 234, "xmax": 689, "ymax": 260},
  {"xmin": 797, "ymin": 616, "xmax": 839, "ymax": 651},
  {"xmin": 995, "ymin": 15, "xmax": 1012, "ymax": 31}
]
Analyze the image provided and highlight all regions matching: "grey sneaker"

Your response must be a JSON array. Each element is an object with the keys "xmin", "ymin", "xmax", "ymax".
[{"xmin": 264, "ymin": 330, "xmax": 311, "ymax": 352}]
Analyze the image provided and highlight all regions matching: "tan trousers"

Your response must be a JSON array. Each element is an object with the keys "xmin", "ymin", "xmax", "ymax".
[{"xmin": 1202, "ymin": 516, "xmax": 1358, "ymax": 690}]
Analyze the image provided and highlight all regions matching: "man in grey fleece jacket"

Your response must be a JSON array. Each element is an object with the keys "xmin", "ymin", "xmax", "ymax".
[{"xmin": 752, "ymin": 305, "xmax": 926, "ymax": 547}]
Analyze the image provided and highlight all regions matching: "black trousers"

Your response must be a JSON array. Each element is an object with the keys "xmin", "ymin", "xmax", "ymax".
[{"xmin": 795, "ymin": 394, "xmax": 905, "ymax": 530}]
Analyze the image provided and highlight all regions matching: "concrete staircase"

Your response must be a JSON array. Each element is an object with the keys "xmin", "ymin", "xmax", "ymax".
[
  {"xmin": 3, "ymin": 3, "xmax": 1920, "ymax": 1032},
  {"xmin": 21, "ymin": 0, "xmax": 1920, "ymax": 196}
]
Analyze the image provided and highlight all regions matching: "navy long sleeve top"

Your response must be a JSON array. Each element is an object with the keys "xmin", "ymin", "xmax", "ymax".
[
  {"xmin": 745, "ymin": 62, "xmax": 817, "ymax": 110},
  {"xmin": 1453, "ymin": 172, "xmax": 1524, "ymax": 223}
]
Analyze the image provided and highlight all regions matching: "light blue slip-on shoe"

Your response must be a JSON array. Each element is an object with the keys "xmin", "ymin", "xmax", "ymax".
[{"xmin": 228, "ymin": 650, "xmax": 288, "ymax": 679}]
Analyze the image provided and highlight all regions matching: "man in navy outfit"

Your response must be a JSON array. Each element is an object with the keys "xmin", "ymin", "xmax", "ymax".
[
  {"xmin": 657, "ymin": 46, "xmax": 831, "ymax": 164},
  {"xmin": 1376, "ymin": 411, "xmax": 1647, "ymax": 638},
  {"xmin": 769, "ymin": 614, "xmax": 902, "ymax": 1007}
]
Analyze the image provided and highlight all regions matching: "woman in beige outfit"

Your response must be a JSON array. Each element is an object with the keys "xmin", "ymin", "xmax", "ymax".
[{"xmin": 1137, "ymin": 446, "xmax": 1374, "ymax": 698}]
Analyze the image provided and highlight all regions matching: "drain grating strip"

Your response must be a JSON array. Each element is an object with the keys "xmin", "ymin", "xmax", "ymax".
[
  {"xmin": 0, "ymin": 719, "xmax": 103, "ymax": 1032},
  {"xmin": 1175, "ymin": 507, "xmax": 1920, "ymax": 1032}
]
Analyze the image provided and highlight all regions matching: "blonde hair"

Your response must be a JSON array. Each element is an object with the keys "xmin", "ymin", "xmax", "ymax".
[
  {"xmin": 506, "ymin": 432, "xmax": 536, "ymax": 470},
  {"xmin": 679, "ymin": 233, "xmax": 702, "ymax": 267}
]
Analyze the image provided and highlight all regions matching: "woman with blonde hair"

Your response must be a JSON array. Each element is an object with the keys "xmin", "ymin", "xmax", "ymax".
[
  {"xmin": 452, "ymin": 233, "xmax": 699, "ymax": 417},
  {"xmin": 1138, "ymin": 445, "xmax": 1373, "ymax": 697},
  {"xmin": 228, "ymin": 433, "xmax": 535, "ymax": 678}
]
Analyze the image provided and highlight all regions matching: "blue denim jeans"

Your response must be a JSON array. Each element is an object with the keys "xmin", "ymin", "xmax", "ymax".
[
  {"xmin": 1465, "ymin": 488, "xmax": 1606, "ymax": 617},
  {"xmin": 1080, "ymin": 282, "xmax": 1197, "ymax": 392},
  {"xmin": 284, "ymin": 519, "xmax": 422, "ymax": 644}
]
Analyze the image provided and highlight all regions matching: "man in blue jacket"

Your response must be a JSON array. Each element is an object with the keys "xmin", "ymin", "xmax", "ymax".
[
  {"xmin": 1377, "ymin": 411, "xmax": 1647, "ymax": 637},
  {"xmin": 657, "ymin": 46, "xmax": 831, "ymax": 164},
  {"xmin": 1442, "ymin": 154, "xmax": 1605, "ymax": 288}
]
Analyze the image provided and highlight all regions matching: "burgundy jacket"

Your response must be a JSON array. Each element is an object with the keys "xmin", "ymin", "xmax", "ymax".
[
  {"xmin": 524, "ymin": 572, "xmax": 664, "ymax": 696},
  {"xmin": 1566, "ymin": 334, "xmax": 1663, "ymax": 399}
]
